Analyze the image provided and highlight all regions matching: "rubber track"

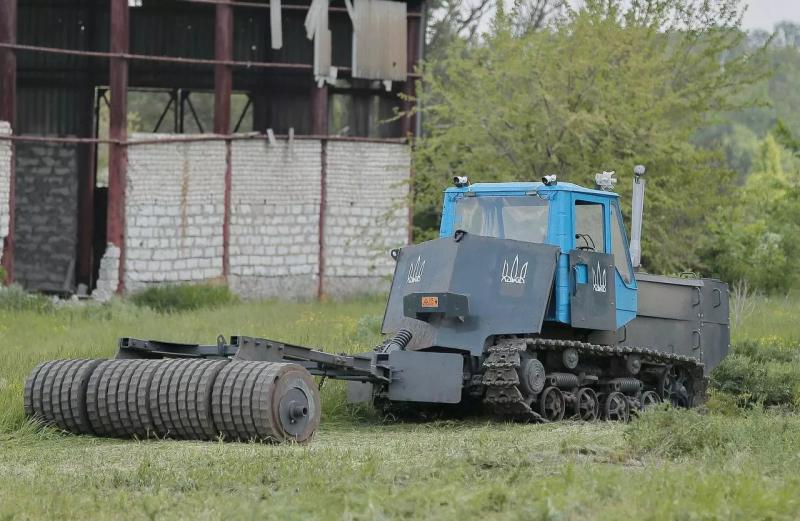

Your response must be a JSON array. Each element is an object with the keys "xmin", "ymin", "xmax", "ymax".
[
  {"xmin": 23, "ymin": 361, "xmax": 49, "ymax": 419},
  {"xmin": 482, "ymin": 337, "xmax": 705, "ymax": 421},
  {"xmin": 50, "ymin": 359, "xmax": 83, "ymax": 431},
  {"xmin": 252, "ymin": 363, "xmax": 284, "ymax": 441},
  {"xmin": 113, "ymin": 361, "xmax": 140, "ymax": 437},
  {"xmin": 42, "ymin": 360, "xmax": 72, "ymax": 426},
  {"xmin": 68, "ymin": 359, "xmax": 104, "ymax": 435},
  {"xmin": 196, "ymin": 360, "xmax": 228, "ymax": 440},
  {"xmin": 86, "ymin": 360, "xmax": 116, "ymax": 436}
]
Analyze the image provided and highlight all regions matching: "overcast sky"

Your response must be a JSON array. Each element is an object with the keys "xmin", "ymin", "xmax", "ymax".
[{"xmin": 743, "ymin": 0, "xmax": 800, "ymax": 30}]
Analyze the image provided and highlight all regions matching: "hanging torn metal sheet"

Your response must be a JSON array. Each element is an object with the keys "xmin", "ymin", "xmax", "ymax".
[
  {"xmin": 352, "ymin": 0, "xmax": 407, "ymax": 82},
  {"xmin": 270, "ymin": 0, "xmax": 283, "ymax": 50}
]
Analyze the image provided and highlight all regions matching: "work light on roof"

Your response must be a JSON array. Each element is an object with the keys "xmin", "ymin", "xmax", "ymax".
[{"xmin": 595, "ymin": 171, "xmax": 617, "ymax": 191}]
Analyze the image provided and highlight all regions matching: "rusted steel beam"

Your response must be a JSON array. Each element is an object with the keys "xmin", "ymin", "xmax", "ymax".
[
  {"xmin": 0, "ymin": 133, "xmax": 408, "ymax": 146},
  {"xmin": 401, "ymin": 3, "xmax": 422, "ymax": 138},
  {"xmin": 177, "ymin": 0, "xmax": 423, "ymax": 17},
  {"xmin": 310, "ymin": 83, "xmax": 328, "ymax": 136},
  {"xmin": 317, "ymin": 139, "xmax": 327, "ymax": 300},
  {"xmin": 215, "ymin": 1, "xmax": 234, "ymax": 280},
  {"xmin": 0, "ymin": 42, "xmax": 424, "ymax": 79},
  {"xmin": 214, "ymin": 1, "xmax": 233, "ymax": 134},
  {"xmin": 0, "ymin": 0, "xmax": 16, "ymax": 284},
  {"xmin": 108, "ymin": 0, "xmax": 129, "ymax": 294}
]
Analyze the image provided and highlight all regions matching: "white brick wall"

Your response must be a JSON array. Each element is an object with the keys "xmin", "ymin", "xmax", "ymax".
[
  {"xmin": 124, "ymin": 135, "xmax": 226, "ymax": 290},
  {"xmin": 229, "ymin": 140, "xmax": 322, "ymax": 299},
  {"xmin": 324, "ymin": 141, "xmax": 410, "ymax": 297},
  {"xmin": 0, "ymin": 122, "xmax": 11, "ymax": 244},
  {"xmin": 91, "ymin": 134, "xmax": 411, "ymax": 299}
]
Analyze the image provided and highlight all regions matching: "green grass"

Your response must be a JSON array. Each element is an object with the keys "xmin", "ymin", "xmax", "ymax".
[{"xmin": 1, "ymin": 293, "xmax": 800, "ymax": 519}]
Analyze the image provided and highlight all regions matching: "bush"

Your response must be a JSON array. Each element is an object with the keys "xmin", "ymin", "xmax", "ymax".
[
  {"xmin": 625, "ymin": 407, "xmax": 800, "ymax": 460},
  {"xmin": 129, "ymin": 284, "xmax": 237, "ymax": 313},
  {"xmin": 710, "ymin": 340, "xmax": 800, "ymax": 409},
  {"xmin": 0, "ymin": 285, "xmax": 55, "ymax": 313}
]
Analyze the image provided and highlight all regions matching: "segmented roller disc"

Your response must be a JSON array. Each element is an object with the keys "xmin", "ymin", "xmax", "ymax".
[
  {"xmin": 42, "ymin": 360, "xmax": 72, "ymax": 425},
  {"xmin": 115, "ymin": 361, "xmax": 142, "ymax": 437},
  {"xmin": 217, "ymin": 362, "xmax": 251, "ymax": 440},
  {"xmin": 31, "ymin": 360, "xmax": 60, "ymax": 422},
  {"xmin": 134, "ymin": 361, "xmax": 161, "ymax": 438},
  {"xmin": 86, "ymin": 360, "xmax": 116, "ymax": 436},
  {"xmin": 252, "ymin": 363, "xmax": 321, "ymax": 443},
  {"xmin": 106, "ymin": 360, "xmax": 136, "ymax": 437},
  {"xmin": 231, "ymin": 362, "xmax": 264, "ymax": 440},
  {"xmin": 23, "ymin": 361, "xmax": 49, "ymax": 419},
  {"xmin": 50, "ymin": 359, "xmax": 84, "ymax": 431},
  {"xmin": 68, "ymin": 359, "xmax": 104, "ymax": 435},
  {"xmin": 174, "ymin": 360, "xmax": 204, "ymax": 439},
  {"xmin": 152, "ymin": 360, "xmax": 181, "ymax": 438},
  {"xmin": 168, "ymin": 360, "xmax": 202, "ymax": 439},
  {"xmin": 195, "ymin": 360, "xmax": 227, "ymax": 440}
]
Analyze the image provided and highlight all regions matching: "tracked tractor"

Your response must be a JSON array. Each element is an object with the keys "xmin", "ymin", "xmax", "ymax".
[{"xmin": 25, "ymin": 167, "xmax": 729, "ymax": 443}]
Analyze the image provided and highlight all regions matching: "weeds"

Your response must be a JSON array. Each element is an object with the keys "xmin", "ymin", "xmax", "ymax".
[{"xmin": 129, "ymin": 284, "xmax": 238, "ymax": 313}]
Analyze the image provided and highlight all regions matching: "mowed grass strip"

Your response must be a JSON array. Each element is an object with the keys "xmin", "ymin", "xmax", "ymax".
[{"xmin": 0, "ymin": 295, "xmax": 800, "ymax": 519}]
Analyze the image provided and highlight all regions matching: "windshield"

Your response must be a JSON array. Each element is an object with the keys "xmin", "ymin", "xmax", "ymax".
[{"xmin": 454, "ymin": 196, "xmax": 549, "ymax": 243}]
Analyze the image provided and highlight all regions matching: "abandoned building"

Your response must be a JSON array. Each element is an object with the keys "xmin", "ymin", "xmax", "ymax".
[{"xmin": 0, "ymin": 0, "xmax": 423, "ymax": 299}]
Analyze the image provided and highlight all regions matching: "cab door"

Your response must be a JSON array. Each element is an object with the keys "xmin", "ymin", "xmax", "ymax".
[{"xmin": 569, "ymin": 195, "xmax": 617, "ymax": 331}]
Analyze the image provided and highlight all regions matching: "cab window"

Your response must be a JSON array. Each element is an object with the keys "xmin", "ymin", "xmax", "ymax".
[
  {"xmin": 610, "ymin": 203, "xmax": 634, "ymax": 283},
  {"xmin": 574, "ymin": 201, "xmax": 605, "ymax": 252},
  {"xmin": 455, "ymin": 196, "xmax": 549, "ymax": 243}
]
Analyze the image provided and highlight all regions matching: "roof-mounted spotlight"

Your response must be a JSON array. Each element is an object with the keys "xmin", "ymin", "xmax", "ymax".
[
  {"xmin": 542, "ymin": 174, "xmax": 557, "ymax": 186},
  {"xmin": 453, "ymin": 176, "xmax": 469, "ymax": 188},
  {"xmin": 595, "ymin": 171, "xmax": 617, "ymax": 191}
]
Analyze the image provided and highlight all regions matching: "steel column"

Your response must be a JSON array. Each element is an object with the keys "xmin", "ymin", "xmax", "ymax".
[
  {"xmin": 108, "ymin": 0, "xmax": 129, "ymax": 294},
  {"xmin": 310, "ymin": 83, "xmax": 328, "ymax": 136},
  {"xmin": 215, "ymin": 1, "xmax": 233, "ymax": 280},
  {"xmin": 401, "ymin": 3, "xmax": 422, "ymax": 138},
  {"xmin": 312, "ymin": 79, "xmax": 329, "ymax": 297},
  {"xmin": 0, "ymin": 0, "xmax": 16, "ymax": 284}
]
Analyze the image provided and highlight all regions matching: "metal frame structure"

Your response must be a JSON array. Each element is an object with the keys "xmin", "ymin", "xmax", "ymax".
[{"xmin": 0, "ymin": 0, "xmax": 424, "ymax": 294}]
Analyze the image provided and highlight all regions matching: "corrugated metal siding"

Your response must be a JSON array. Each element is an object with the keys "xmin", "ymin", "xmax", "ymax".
[
  {"xmin": 17, "ymin": 3, "xmax": 92, "ymax": 72},
  {"xmin": 17, "ymin": 88, "xmax": 83, "ymax": 136}
]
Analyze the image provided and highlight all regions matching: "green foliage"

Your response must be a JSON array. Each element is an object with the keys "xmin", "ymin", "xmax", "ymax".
[
  {"xmin": 414, "ymin": 0, "xmax": 767, "ymax": 274},
  {"xmin": 704, "ymin": 132, "xmax": 800, "ymax": 291},
  {"xmin": 0, "ymin": 285, "xmax": 55, "ymax": 313},
  {"xmin": 129, "ymin": 284, "xmax": 238, "ymax": 313},
  {"xmin": 710, "ymin": 339, "xmax": 800, "ymax": 409},
  {"xmin": 625, "ymin": 407, "xmax": 800, "ymax": 459}
]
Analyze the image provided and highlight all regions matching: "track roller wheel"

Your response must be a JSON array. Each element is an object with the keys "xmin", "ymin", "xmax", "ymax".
[
  {"xmin": 574, "ymin": 387, "xmax": 599, "ymax": 421},
  {"xmin": 538, "ymin": 386, "xmax": 565, "ymax": 422},
  {"xmin": 603, "ymin": 391, "xmax": 630, "ymax": 422},
  {"xmin": 640, "ymin": 390, "xmax": 661, "ymax": 411},
  {"xmin": 252, "ymin": 363, "xmax": 320, "ymax": 443}
]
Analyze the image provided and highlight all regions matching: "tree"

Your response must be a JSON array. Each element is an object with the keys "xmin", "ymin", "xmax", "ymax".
[{"xmin": 413, "ymin": 0, "xmax": 768, "ymax": 274}]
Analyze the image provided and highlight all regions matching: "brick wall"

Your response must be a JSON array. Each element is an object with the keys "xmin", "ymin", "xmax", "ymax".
[
  {"xmin": 0, "ymin": 122, "xmax": 10, "ymax": 245},
  {"xmin": 123, "ymin": 135, "xmax": 226, "ymax": 292},
  {"xmin": 229, "ymin": 140, "xmax": 322, "ymax": 299},
  {"xmin": 14, "ymin": 141, "xmax": 79, "ymax": 292},
  {"xmin": 324, "ymin": 141, "xmax": 410, "ymax": 297},
  {"xmin": 91, "ymin": 136, "xmax": 410, "ymax": 300}
]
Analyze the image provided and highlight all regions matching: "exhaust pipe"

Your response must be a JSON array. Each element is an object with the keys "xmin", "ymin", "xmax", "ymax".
[{"xmin": 629, "ymin": 165, "xmax": 646, "ymax": 268}]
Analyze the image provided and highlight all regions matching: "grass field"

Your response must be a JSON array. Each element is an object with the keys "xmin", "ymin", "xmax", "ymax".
[{"xmin": 1, "ymin": 292, "xmax": 799, "ymax": 520}]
